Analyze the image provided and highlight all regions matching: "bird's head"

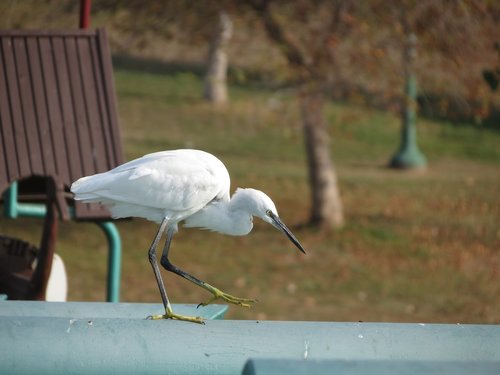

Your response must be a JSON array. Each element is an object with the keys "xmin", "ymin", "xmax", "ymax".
[{"xmin": 234, "ymin": 188, "xmax": 306, "ymax": 254}]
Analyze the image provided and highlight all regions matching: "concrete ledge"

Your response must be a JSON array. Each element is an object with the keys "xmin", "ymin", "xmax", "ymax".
[
  {"xmin": 242, "ymin": 359, "xmax": 500, "ymax": 375},
  {"xmin": 0, "ymin": 300, "xmax": 228, "ymax": 320},
  {"xmin": 0, "ymin": 301, "xmax": 499, "ymax": 375}
]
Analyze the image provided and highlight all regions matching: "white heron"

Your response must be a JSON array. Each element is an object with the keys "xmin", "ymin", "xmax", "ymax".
[{"xmin": 71, "ymin": 149, "xmax": 305, "ymax": 323}]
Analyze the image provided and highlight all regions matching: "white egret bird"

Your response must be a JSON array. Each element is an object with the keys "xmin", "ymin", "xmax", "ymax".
[{"xmin": 71, "ymin": 149, "xmax": 305, "ymax": 323}]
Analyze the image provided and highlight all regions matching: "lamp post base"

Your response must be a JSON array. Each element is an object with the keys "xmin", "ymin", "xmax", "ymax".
[{"xmin": 389, "ymin": 147, "xmax": 427, "ymax": 170}]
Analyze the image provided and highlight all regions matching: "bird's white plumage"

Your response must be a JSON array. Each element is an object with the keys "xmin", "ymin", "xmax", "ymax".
[
  {"xmin": 71, "ymin": 149, "xmax": 305, "ymax": 323},
  {"xmin": 71, "ymin": 150, "xmax": 230, "ymax": 224},
  {"xmin": 70, "ymin": 148, "xmax": 304, "ymax": 245}
]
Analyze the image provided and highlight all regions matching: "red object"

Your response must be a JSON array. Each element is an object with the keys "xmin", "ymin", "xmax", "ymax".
[{"xmin": 79, "ymin": 0, "xmax": 91, "ymax": 29}]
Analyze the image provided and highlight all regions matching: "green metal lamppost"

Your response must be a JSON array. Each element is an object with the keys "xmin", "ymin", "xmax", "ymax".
[{"xmin": 389, "ymin": 33, "xmax": 427, "ymax": 169}]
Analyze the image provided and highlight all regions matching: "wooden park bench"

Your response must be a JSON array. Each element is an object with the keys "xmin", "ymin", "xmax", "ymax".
[{"xmin": 0, "ymin": 29, "xmax": 124, "ymax": 301}]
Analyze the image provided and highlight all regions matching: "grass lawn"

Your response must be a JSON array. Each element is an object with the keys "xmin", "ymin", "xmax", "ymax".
[{"xmin": 1, "ymin": 58, "xmax": 499, "ymax": 323}]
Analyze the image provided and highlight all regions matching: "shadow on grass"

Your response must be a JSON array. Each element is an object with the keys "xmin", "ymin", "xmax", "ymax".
[
  {"xmin": 112, "ymin": 54, "xmax": 206, "ymax": 78},
  {"xmin": 111, "ymin": 53, "xmax": 282, "ymax": 91}
]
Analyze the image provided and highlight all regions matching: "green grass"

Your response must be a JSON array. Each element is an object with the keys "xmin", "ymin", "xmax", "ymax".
[{"xmin": 1, "ymin": 59, "xmax": 499, "ymax": 323}]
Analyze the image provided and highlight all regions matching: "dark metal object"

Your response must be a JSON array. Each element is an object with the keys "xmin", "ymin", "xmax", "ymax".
[{"xmin": 79, "ymin": 0, "xmax": 92, "ymax": 29}]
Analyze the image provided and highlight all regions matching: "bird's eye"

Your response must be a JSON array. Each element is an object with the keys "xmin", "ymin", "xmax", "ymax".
[{"xmin": 266, "ymin": 209, "xmax": 272, "ymax": 216}]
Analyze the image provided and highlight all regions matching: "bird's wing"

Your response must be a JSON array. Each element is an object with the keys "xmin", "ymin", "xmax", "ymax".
[{"xmin": 72, "ymin": 150, "xmax": 230, "ymax": 215}]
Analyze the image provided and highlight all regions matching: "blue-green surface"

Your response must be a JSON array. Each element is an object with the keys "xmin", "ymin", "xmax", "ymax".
[
  {"xmin": 242, "ymin": 359, "xmax": 500, "ymax": 375},
  {"xmin": 0, "ymin": 301, "xmax": 498, "ymax": 375},
  {"xmin": 0, "ymin": 300, "xmax": 228, "ymax": 319}
]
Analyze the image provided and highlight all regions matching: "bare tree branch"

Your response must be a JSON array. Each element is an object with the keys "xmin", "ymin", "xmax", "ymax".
[{"xmin": 245, "ymin": 0, "xmax": 312, "ymax": 75}]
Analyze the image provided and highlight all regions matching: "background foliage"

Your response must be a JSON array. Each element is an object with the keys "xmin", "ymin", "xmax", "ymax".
[{"xmin": 0, "ymin": 0, "xmax": 499, "ymax": 322}]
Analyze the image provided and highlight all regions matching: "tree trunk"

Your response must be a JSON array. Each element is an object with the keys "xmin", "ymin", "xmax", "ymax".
[
  {"xmin": 299, "ymin": 88, "xmax": 344, "ymax": 229},
  {"xmin": 203, "ymin": 11, "xmax": 233, "ymax": 105},
  {"xmin": 246, "ymin": 0, "xmax": 344, "ymax": 229}
]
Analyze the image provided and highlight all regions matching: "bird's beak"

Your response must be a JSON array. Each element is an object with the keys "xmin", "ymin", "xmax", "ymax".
[{"xmin": 268, "ymin": 212, "xmax": 306, "ymax": 254}]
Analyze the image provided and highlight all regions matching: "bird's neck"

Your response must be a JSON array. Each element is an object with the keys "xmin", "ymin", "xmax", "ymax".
[{"xmin": 183, "ymin": 198, "xmax": 254, "ymax": 236}]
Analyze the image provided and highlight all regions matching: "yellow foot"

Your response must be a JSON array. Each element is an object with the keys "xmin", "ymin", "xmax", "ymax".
[
  {"xmin": 148, "ymin": 310, "xmax": 205, "ymax": 324},
  {"xmin": 198, "ymin": 288, "xmax": 257, "ymax": 308}
]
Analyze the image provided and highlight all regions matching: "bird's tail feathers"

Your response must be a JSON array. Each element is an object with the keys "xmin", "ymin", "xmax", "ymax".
[{"xmin": 71, "ymin": 172, "xmax": 116, "ymax": 200}]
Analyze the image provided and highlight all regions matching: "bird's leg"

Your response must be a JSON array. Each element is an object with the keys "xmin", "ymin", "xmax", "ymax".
[
  {"xmin": 147, "ymin": 218, "xmax": 204, "ymax": 324},
  {"xmin": 160, "ymin": 230, "xmax": 257, "ymax": 308}
]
